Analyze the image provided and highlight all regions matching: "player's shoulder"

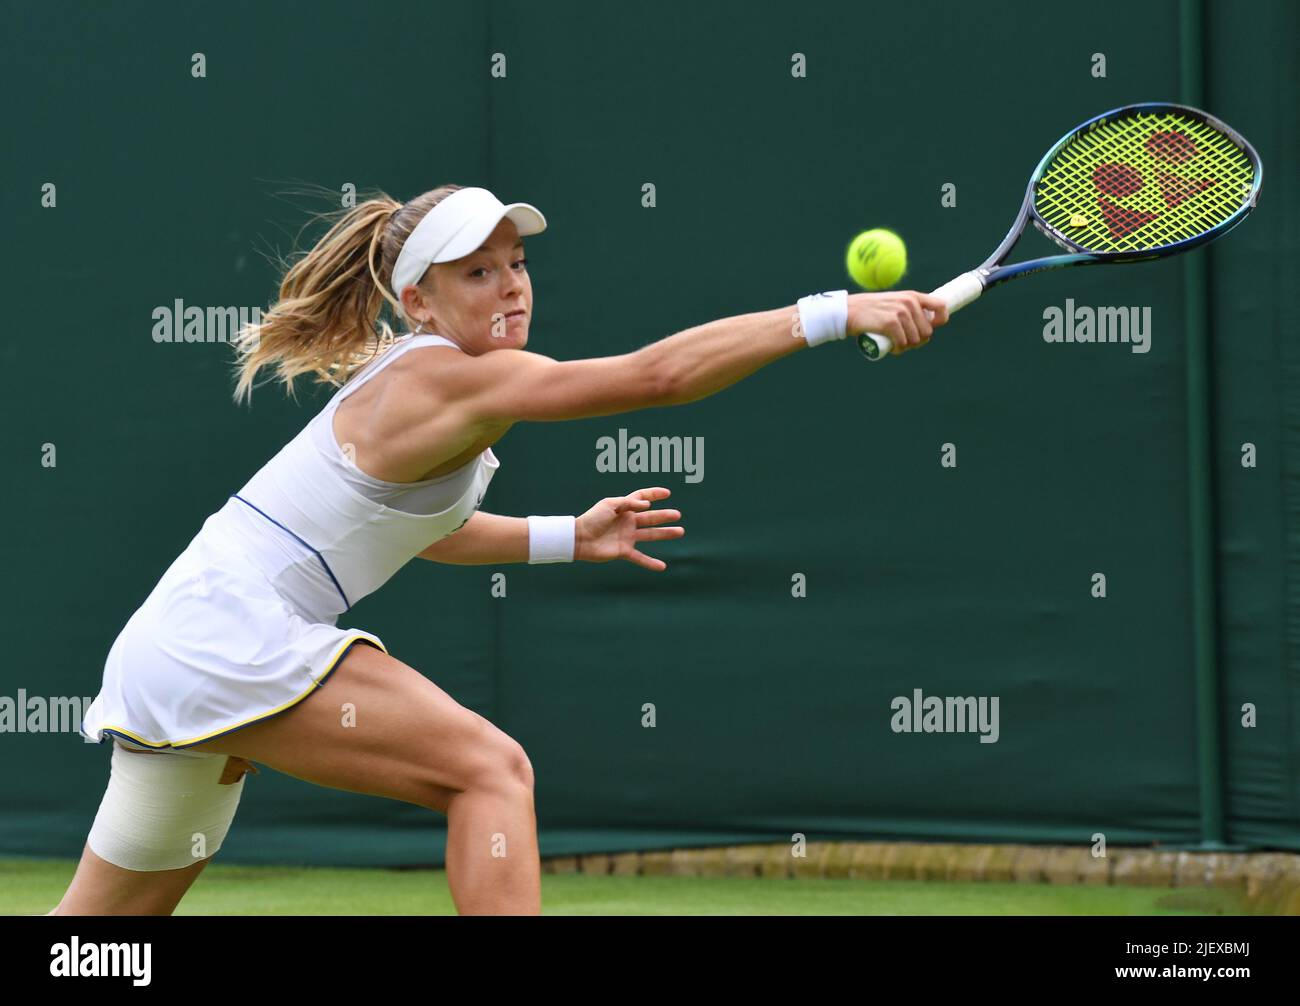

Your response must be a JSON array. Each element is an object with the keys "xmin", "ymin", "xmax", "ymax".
[{"xmin": 403, "ymin": 345, "xmax": 557, "ymax": 399}]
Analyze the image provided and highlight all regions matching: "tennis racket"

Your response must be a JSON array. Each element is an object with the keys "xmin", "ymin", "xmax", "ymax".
[{"xmin": 856, "ymin": 102, "xmax": 1263, "ymax": 361}]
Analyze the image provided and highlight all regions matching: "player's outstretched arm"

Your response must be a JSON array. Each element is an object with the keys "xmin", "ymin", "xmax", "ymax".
[{"xmin": 446, "ymin": 291, "xmax": 948, "ymax": 426}]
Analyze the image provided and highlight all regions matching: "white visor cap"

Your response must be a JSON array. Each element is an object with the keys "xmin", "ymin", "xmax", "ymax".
[{"xmin": 390, "ymin": 186, "xmax": 547, "ymax": 300}]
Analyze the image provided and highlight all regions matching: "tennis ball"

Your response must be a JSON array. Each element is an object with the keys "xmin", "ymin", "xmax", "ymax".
[{"xmin": 846, "ymin": 228, "xmax": 907, "ymax": 290}]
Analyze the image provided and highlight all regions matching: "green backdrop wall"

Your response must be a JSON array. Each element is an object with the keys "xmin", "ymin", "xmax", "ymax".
[{"xmin": 2, "ymin": 0, "xmax": 1295, "ymax": 867}]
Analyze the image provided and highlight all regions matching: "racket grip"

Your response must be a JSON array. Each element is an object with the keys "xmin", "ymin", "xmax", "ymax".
[{"xmin": 856, "ymin": 270, "xmax": 985, "ymax": 361}]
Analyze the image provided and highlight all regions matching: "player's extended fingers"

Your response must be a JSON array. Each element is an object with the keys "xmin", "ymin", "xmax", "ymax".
[
  {"xmin": 636, "ymin": 507, "xmax": 681, "ymax": 527},
  {"xmin": 626, "ymin": 548, "xmax": 667, "ymax": 572},
  {"xmin": 635, "ymin": 525, "xmax": 684, "ymax": 541},
  {"xmin": 615, "ymin": 487, "xmax": 671, "ymax": 512},
  {"xmin": 918, "ymin": 293, "xmax": 950, "ymax": 326},
  {"xmin": 613, "ymin": 494, "xmax": 658, "ymax": 513}
]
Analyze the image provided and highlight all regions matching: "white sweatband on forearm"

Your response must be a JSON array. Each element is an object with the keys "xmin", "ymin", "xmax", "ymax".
[
  {"xmin": 796, "ymin": 290, "xmax": 849, "ymax": 347},
  {"xmin": 527, "ymin": 515, "xmax": 576, "ymax": 563}
]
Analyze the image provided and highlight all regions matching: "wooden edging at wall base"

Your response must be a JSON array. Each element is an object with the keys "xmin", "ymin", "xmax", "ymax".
[{"xmin": 539, "ymin": 842, "xmax": 1300, "ymax": 914}]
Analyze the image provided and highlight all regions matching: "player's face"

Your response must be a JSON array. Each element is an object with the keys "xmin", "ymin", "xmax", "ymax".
[{"xmin": 423, "ymin": 217, "xmax": 532, "ymax": 354}]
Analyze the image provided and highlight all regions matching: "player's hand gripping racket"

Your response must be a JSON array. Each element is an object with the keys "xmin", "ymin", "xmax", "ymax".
[{"xmin": 856, "ymin": 102, "xmax": 1263, "ymax": 361}]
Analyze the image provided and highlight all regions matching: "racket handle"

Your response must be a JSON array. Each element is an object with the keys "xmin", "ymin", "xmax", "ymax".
[{"xmin": 856, "ymin": 270, "xmax": 985, "ymax": 361}]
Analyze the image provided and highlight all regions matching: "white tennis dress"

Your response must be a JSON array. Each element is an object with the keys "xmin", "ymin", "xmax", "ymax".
[{"xmin": 80, "ymin": 333, "xmax": 499, "ymax": 753}]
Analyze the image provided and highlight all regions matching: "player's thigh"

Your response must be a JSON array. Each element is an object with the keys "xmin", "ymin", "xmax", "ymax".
[
  {"xmin": 54, "ymin": 843, "xmax": 213, "ymax": 916},
  {"xmin": 188, "ymin": 643, "xmax": 531, "ymax": 812}
]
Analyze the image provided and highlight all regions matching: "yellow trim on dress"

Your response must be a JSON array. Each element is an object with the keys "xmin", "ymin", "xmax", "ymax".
[{"xmin": 96, "ymin": 634, "xmax": 388, "ymax": 750}]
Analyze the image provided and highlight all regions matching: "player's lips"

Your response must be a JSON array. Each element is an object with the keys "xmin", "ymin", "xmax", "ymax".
[{"xmin": 505, "ymin": 309, "xmax": 527, "ymax": 319}]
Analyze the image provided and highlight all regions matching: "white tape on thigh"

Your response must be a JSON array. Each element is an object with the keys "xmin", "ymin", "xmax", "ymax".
[{"xmin": 87, "ymin": 743, "xmax": 247, "ymax": 872}]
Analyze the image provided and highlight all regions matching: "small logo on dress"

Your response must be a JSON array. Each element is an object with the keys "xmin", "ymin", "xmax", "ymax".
[{"xmin": 450, "ymin": 491, "xmax": 485, "ymax": 533}]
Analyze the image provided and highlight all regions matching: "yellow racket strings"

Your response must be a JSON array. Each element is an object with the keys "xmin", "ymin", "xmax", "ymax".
[{"xmin": 1035, "ymin": 111, "xmax": 1254, "ymax": 254}]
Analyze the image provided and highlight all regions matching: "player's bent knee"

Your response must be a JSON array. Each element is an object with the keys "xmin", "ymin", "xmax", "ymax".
[
  {"xmin": 86, "ymin": 743, "xmax": 248, "ymax": 872},
  {"xmin": 510, "ymin": 743, "xmax": 535, "ymax": 791},
  {"xmin": 479, "ymin": 736, "xmax": 535, "ymax": 795},
  {"xmin": 451, "ymin": 725, "xmax": 535, "ymax": 798}
]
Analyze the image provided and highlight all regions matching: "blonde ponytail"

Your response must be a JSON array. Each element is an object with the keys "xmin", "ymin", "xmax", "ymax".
[{"xmin": 230, "ymin": 183, "xmax": 463, "ymax": 406}]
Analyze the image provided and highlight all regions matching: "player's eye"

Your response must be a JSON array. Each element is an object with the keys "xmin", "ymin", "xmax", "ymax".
[{"xmin": 470, "ymin": 259, "xmax": 528, "ymax": 278}]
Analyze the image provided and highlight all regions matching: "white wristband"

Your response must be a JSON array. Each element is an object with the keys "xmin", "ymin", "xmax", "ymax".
[
  {"xmin": 796, "ymin": 290, "xmax": 849, "ymax": 347},
  {"xmin": 527, "ymin": 515, "xmax": 576, "ymax": 564}
]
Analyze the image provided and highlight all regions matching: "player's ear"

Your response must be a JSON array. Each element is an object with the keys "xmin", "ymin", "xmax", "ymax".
[{"xmin": 401, "ymin": 278, "xmax": 437, "ymax": 324}]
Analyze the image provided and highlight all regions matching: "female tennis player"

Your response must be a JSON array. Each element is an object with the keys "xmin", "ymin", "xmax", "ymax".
[{"xmin": 51, "ymin": 184, "xmax": 948, "ymax": 916}]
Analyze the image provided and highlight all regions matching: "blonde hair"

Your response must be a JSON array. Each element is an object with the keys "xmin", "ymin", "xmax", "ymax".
[{"xmin": 229, "ymin": 183, "xmax": 463, "ymax": 406}]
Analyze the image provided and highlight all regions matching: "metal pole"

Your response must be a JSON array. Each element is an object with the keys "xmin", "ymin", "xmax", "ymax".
[{"xmin": 1179, "ymin": 0, "xmax": 1227, "ymax": 848}]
